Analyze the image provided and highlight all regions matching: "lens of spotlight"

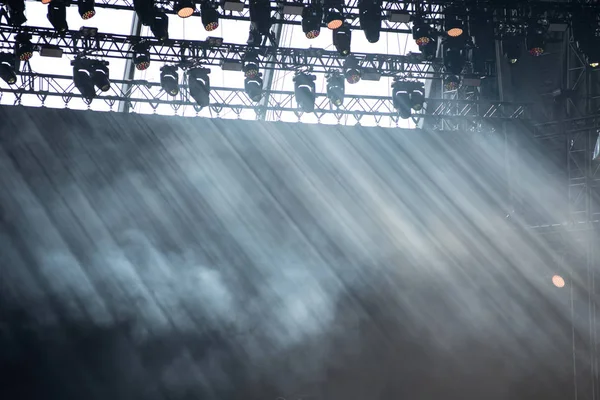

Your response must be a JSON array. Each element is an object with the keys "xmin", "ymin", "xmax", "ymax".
[
  {"xmin": 201, "ymin": 3, "xmax": 220, "ymax": 31},
  {"xmin": 47, "ymin": 1, "xmax": 68, "ymax": 32},
  {"xmin": 326, "ymin": 73, "xmax": 344, "ymax": 107},
  {"xmin": 160, "ymin": 65, "xmax": 179, "ymax": 96},
  {"xmin": 552, "ymin": 275, "xmax": 565, "ymax": 288},
  {"xmin": 175, "ymin": 0, "xmax": 194, "ymax": 18},
  {"xmin": 302, "ymin": 4, "xmax": 322, "ymax": 39},
  {"xmin": 444, "ymin": 75, "xmax": 460, "ymax": 91},
  {"xmin": 41, "ymin": 0, "xmax": 52, "ymax": 4},
  {"xmin": 78, "ymin": 0, "xmax": 96, "ymax": 20},
  {"xmin": 333, "ymin": 26, "xmax": 351, "ymax": 56},
  {"xmin": 188, "ymin": 67, "xmax": 211, "ymax": 108},
  {"xmin": 245, "ymin": 75, "xmax": 263, "ymax": 102}
]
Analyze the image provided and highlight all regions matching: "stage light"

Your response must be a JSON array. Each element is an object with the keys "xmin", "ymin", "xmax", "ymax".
[
  {"xmin": 175, "ymin": 0, "xmax": 195, "ymax": 18},
  {"xmin": 150, "ymin": 11, "xmax": 169, "ymax": 40},
  {"xmin": 326, "ymin": 72, "xmax": 344, "ymax": 107},
  {"xmin": 78, "ymin": 0, "xmax": 96, "ymax": 20},
  {"xmin": 245, "ymin": 74, "xmax": 263, "ymax": 102},
  {"xmin": 333, "ymin": 26, "xmax": 351, "ymax": 56},
  {"xmin": 91, "ymin": 61, "xmax": 110, "ymax": 92},
  {"xmin": 444, "ymin": 4, "xmax": 464, "ymax": 37},
  {"xmin": 248, "ymin": 0, "xmax": 272, "ymax": 45},
  {"xmin": 72, "ymin": 58, "xmax": 96, "ymax": 101},
  {"xmin": 343, "ymin": 55, "xmax": 361, "ymax": 84},
  {"xmin": 410, "ymin": 81, "xmax": 425, "ymax": 111},
  {"xmin": 243, "ymin": 51, "xmax": 260, "ymax": 79},
  {"xmin": 444, "ymin": 75, "xmax": 460, "ymax": 91},
  {"xmin": 527, "ymin": 22, "xmax": 546, "ymax": 57},
  {"xmin": 133, "ymin": 42, "xmax": 150, "ymax": 70},
  {"xmin": 188, "ymin": 67, "xmax": 211, "ymax": 107},
  {"xmin": 15, "ymin": 33, "xmax": 33, "ymax": 62},
  {"xmin": 201, "ymin": 2, "xmax": 220, "ymax": 31},
  {"xmin": 420, "ymin": 36, "xmax": 437, "ymax": 61},
  {"xmin": 47, "ymin": 1, "xmax": 68, "ymax": 32},
  {"xmin": 412, "ymin": 19, "xmax": 432, "ymax": 46},
  {"xmin": 443, "ymin": 37, "xmax": 466, "ymax": 75},
  {"xmin": 160, "ymin": 65, "xmax": 180, "ymax": 96},
  {"xmin": 391, "ymin": 80, "xmax": 412, "ymax": 119},
  {"xmin": 502, "ymin": 39, "xmax": 520, "ymax": 64},
  {"xmin": 358, "ymin": 0, "xmax": 381, "ymax": 43},
  {"xmin": 0, "ymin": 53, "xmax": 17, "ymax": 85},
  {"xmin": 293, "ymin": 72, "xmax": 317, "ymax": 112},
  {"xmin": 6, "ymin": 0, "xmax": 27, "ymax": 26},
  {"xmin": 302, "ymin": 4, "xmax": 322, "ymax": 39},
  {"xmin": 324, "ymin": 0, "xmax": 343, "ymax": 30}
]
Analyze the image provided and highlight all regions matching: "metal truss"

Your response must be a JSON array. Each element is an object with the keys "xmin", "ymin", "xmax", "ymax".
[
  {"xmin": 0, "ymin": 70, "xmax": 529, "ymax": 127},
  {"xmin": 0, "ymin": 25, "xmax": 455, "ymax": 79}
]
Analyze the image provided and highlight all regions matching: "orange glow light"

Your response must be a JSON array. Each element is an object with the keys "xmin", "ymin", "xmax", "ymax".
[{"xmin": 552, "ymin": 275, "xmax": 565, "ymax": 288}]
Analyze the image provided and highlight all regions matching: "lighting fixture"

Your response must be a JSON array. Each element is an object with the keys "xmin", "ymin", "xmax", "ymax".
[
  {"xmin": 0, "ymin": 53, "xmax": 17, "ymax": 85},
  {"xmin": 358, "ymin": 0, "xmax": 381, "ymax": 43},
  {"xmin": 410, "ymin": 82, "xmax": 425, "ymax": 111},
  {"xmin": 324, "ymin": 0, "xmax": 343, "ymax": 30},
  {"xmin": 527, "ymin": 22, "xmax": 546, "ymax": 57},
  {"xmin": 72, "ymin": 58, "xmax": 96, "ymax": 101},
  {"xmin": 92, "ymin": 61, "xmax": 110, "ymax": 92},
  {"xmin": 245, "ymin": 74, "xmax": 263, "ymax": 102},
  {"xmin": 78, "ymin": 0, "xmax": 96, "ymax": 20},
  {"xmin": 201, "ymin": 2, "xmax": 220, "ymax": 31},
  {"xmin": 502, "ymin": 39, "xmax": 520, "ymax": 64},
  {"xmin": 443, "ymin": 37, "xmax": 466, "ymax": 75},
  {"xmin": 444, "ymin": 4, "xmax": 464, "ymax": 37},
  {"xmin": 150, "ymin": 11, "xmax": 169, "ymax": 41},
  {"xmin": 133, "ymin": 42, "xmax": 151, "ymax": 70},
  {"xmin": 343, "ymin": 55, "xmax": 361, "ymax": 84},
  {"xmin": 175, "ymin": 0, "xmax": 195, "ymax": 18},
  {"xmin": 6, "ymin": 0, "xmax": 27, "ymax": 26},
  {"xmin": 412, "ymin": 19, "xmax": 432, "ymax": 46},
  {"xmin": 302, "ymin": 3, "xmax": 323, "ymax": 39},
  {"xmin": 420, "ymin": 36, "xmax": 437, "ymax": 61},
  {"xmin": 248, "ymin": 0, "xmax": 272, "ymax": 45},
  {"xmin": 391, "ymin": 80, "xmax": 412, "ymax": 119},
  {"xmin": 243, "ymin": 51, "xmax": 260, "ymax": 79},
  {"xmin": 444, "ymin": 75, "xmax": 460, "ymax": 91},
  {"xmin": 160, "ymin": 65, "xmax": 180, "ymax": 96},
  {"xmin": 15, "ymin": 33, "xmax": 34, "ymax": 62},
  {"xmin": 133, "ymin": 0, "xmax": 155, "ymax": 25},
  {"xmin": 293, "ymin": 72, "xmax": 317, "ymax": 112},
  {"xmin": 333, "ymin": 26, "xmax": 351, "ymax": 56},
  {"xmin": 326, "ymin": 72, "xmax": 344, "ymax": 107},
  {"xmin": 47, "ymin": 1, "xmax": 68, "ymax": 32},
  {"xmin": 188, "ymin": 67, "xmax": 211, "ymax": 107}
]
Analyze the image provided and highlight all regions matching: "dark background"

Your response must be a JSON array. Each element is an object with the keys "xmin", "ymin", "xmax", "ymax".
[{"xmin": 0, "ymin": 106, "xmax": 581, "ymax": 399}]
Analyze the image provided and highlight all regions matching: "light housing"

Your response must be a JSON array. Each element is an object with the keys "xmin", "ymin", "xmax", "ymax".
[
  {"xmin": 420, "ymin": 36, "xmax": 437, "ymax": 61},
  {"xmin": 175, "ymin": 0, "xmax": 195, "ymax": 18},
  {"xmin": 188, "ymin": 67, "xmax": 211, "ymax": 107},
  {"xmin": 15, "ymin": 33, "xmax": 34, "ymax": 61},
  {"xmin": 333, "ymin": 26, "xmax": 351, "ymax": 56},
  {"xmin": 133, "ymin": 42, "xmax": 151, "ymax": 70},
  {"xmin": 502, "ymin": 38, "xmax": 520, "ymax": 64},
  {"xmin": 6, "ymin": 0, "xmax": 27, "ymax": 26},
  {"xmin": 0, "ymin": 53, "xmax": 17, "ymax": 85},
  {"xmin": 527, "ymin": 22, "xmax": 547, "ymax": 57},
  {"xmin": 92, "ymin": 61, "xmax": 110, "ymax": 92},
  {"xmin": 201, "ymin": 3, "xmax": 220, "ymax": 31},
  {"xmin": 248, "ymin": 0, "xmax": 272, "ymax": 45},
  {"xmin": 78, "ymin": 0, "xmax": 96, "ymax": 20},
  {"xmin": 72, "ymin": 58, "xmax": 96, "ymax": 101},
  {"xmin": 160, "ymin": 65, "xmax": 180, "ymax": 96},
  {"xmin": 47, "ymin": 1, "xmax": 68, "ymax": 32},
  {"xmin": 444, "ymin": 75, "xmax": 460, "ymax": 91},
  {"xmin": 443, "ymin": 37, "xmax": 466, "ymax": 75},
  {"xmin": 358, "ymin": 0, "xmax": 381, "ymax": 43},
  {"xmin": 293, "ymin": 72, "xmax": 317, "ymax": 112},
  {"xmin": 343, "ymin": 55, "xmax": 361, "ymax": 84},
  {"xmin": 150, "ymin": 11, "xmax": 169, "ymax": 41},
  {"xmin": 302, "ymin": 4, "xmax": 323, "ymax": 39},
  {"xmin": 245, "ymin": 74, "xmax": 263, "ymax": 102},
  {"xmin": 412, "ymin": 19, "xmax": 432, "ymax": 46},
  {"xmin": 324, "ymin": 0, "xmax": 343, "ymax": 30},
  {"xmin": 243, "ymin": 51, "xmax": 260, "ymax": 79},
  {"xmin": 326, "ymin": 72, "xmax": 345, "ymax": 107},
  {"xmin": 391, "ymin": 80, "xmax": 412, "ymax": 119}
]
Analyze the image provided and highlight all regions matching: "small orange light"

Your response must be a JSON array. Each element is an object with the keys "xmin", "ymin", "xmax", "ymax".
[
  {"xmin": 327, "ymin": 20, "xmax": 343, "ymax": 30},
  {"xmin": 552, "ymin": 275, "xmax": 565, "ymax": 288},
  {"xmin": 447, "ymin": 27, "xmax": 463, "ymax": 37},
  {"xmin": 177, "ymin": 7, "xmax": 194, "ymax": 18},
  {"xmin": 41, "ymin": 0, "xmax": 52, "ymax": 4}
]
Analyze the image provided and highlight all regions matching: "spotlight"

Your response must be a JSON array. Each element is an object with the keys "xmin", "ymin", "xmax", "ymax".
[
  {"xmin": 160, "ymin": 65, "xmax": 180, "ymax": 96},
  {"xmin": 150, "ymin": 11, "xmax": 169, "ymax": 41},
  {"xmin": 410, "ymin": 81, "xmax": 425, "ymax": 111},
  {"xmin": 243, "ymin": 51, "xmax": 260, "ymax": 79},
  {"xmin": 248, "ymin": 0, "xmax": 272, "ymax": 45},
  {"xmin": 188, "ymin": 67, "xmax": 211, "ymax": 108},
  {"xmin": 293, "ymin": 72, "xmax": 317, "ymax": 113},
  {"xmin": 15, "ymin": 33, "xmax": 34, "ymax": 62},
  {"xmin": 47, "ymin": 1, "xmax": 68, "ymax": 32},
  {"xmin": 444, "ymin": 75, "xmax": 460, "ymax": 91},
  {"xmin": 245, "ymin": 74, "xmax": 263, "ymax": 102},
  {"xmin": 420, "ymin": 36, "xmax": 438, "ymax": 61},
  {"xmin": 502, "ymin": 38, "xmax": 520, "ymax": 64},
  {"xmin": 412, "ymin": 18, "xmax": 432, "ymax": 46},
  {"xmin": 6, "ymin": 0, "xmax": 27, "ymax": 26},
  {"xmin": 324, "ymin": 0, "xmax": 343, "ymax": 30},
  {"xmin": 201, "ymin": 2, "xmax": 220, "ymax": 31},
  {"xmin": 302, "ymin": 4, "xmax": 322, "ymax": 39},
  {"xmin": 358, "ymin": 0, "xmax": 381, "ymax": 43},
  {"xmin": 133, "ymin": 42, "xmax": 151, "ymax": 70},
  {"xmin": 91, "ymin": 61, "xmax": 110, "ymax": 92},
  {"xmin": 444, "ymin": 4, "xmax": 464, "ymax": 37},
  {"xmin": 133, "ymin": 0, "xmax": 155, "ymax": 25},
  {"xmin": 343, "ymin": 55, "xmax": 361, "ymax": 84},
  {"xmin": 326, "ymin": 72, "xmax": 344, "ymax": 107},
  {"xmin": 391, "ymin": 80, "xmax": 412, "ymax": 119},
  {"xmin": 527, "ymin": 22, "xmax": 546, "ymax": 57},
  {"xmin": 175, "ymin": 0, "xmax": 195, "ymax": 18},
  {"xmin": 333, "ymin": 26, "xmax": 351, "ymax": 56},
  {"xmin": 443, "ymin": 37, "xmax": 466, "ymax": 75},
  {"xmin": 72, "ymin": 58, "xmax": 96, "ymax": 101},
  {"xmin": 78, "ymin": 0, "xmax": 96, "ymax": 20},
  {"xmin": 0, "ymin": 53, "xmax": 17, "ymax": 85}
]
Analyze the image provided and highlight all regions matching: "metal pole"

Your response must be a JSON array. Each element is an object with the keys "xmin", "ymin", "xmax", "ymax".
[
  {"xmin": 256, "ymin": 7, "xmax": 284, "ymax": 121},
  {"xmin": 118, "ymin": 13, "xmax": 142, "ymax": 113}
]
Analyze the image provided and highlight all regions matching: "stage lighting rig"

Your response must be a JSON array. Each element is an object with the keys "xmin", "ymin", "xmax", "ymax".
[
  {"xmin": 201, "ymin": 2, "xmax": 220, "ymax": 31},
  {"xmin": 78, "ymin": 0, "xmax": 96, "ymax": 19},
  {"xmin": 324, "ymin": 0, "xmax": 343, "ymax": 30},
  {"xmin": 326, "ymin": 71, "xmax": 344, "ymax": 107},
  {"xmin": 293, "ymin": 71, "xmax": 317, "ymax": 112},
  {"xmin": 47, "ymin": 1, "xmax": 68, "ymax": 32},
  {"xmin": 248, "ymin": 0, "xmax": 272, "ymax": 45},
  {"xmin": 161, "ymin": 65, "xmax": 180, "ymax": 96},
  {"xmin": 5, "ymin": 0, "xmax": 27, "ymax": 26},
  {"xmin": 175, "ymin": 0, "xmax": 195, "ymax": 18},
  {"xmin": 15, "ymin": 33, "xmax": 33, "ymax": 61},
  {"xmin": 343, "ymin": 55, "xmax": 361, "ymax": 84},
  {"xmin": 187, "ymin": 67, "xmax": 211, "ymax": 107},
  {"xmin": 0, "ymin": 52, "xmax": 17, "ymax": 85},
  {"xmin": 333, "ymin": 26, "xmax": 351, "ymax": 56},
  {"xmin": 358, "ymin": 0, "xmax": 381, "ymax": 43},
  {"xmin": 302, "ymin": 2, "xmax": 323, "ymax": 39},
  {"xmin": 133, "ymin": 41, "xmax": 151, "ymax": 70}
]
